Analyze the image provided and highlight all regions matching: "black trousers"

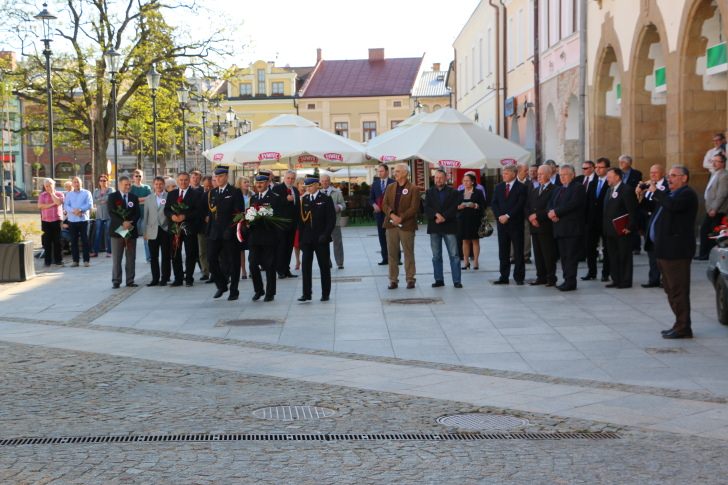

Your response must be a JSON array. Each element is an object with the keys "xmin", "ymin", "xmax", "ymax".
[
  {"xmin": 557, "ymin": 236, "xmax": 582, "ymax": 288},
  {"xmin": 606, "ymin": 235, "xmax": 633, "ymax": 287},
  {"xmin": 172, "ymin": 232, "xmax": 199, "ymax": 283},
  {"xmin": 586, "ymin": 228, "xmax": 610, "ymax": 278},
  {"xmin": 41, "ymin": 220, "xmax": 63, "ymax": 265},
  {"xmin": 276, "ymin": 225, "xmax": 296, "ymax": 275},
  {"xmin": 375, "ymin": 212, "xmax": 388, "ymax": 260},
  {"xmin": 531, "ymin": 231, "xmax": 557, "ymax": 284},
  {"xmin": 208, "ymin": 238, "xmax": 241, "ymax": 293},
  {"xmin": 250, "ymin": 244, "xmax": 277, "ymax": 296},
  {"xmin": 68, "ymin": 221, "xmax": 90, "ymax": 263},
  {"xmin": 497, "ymin": 223, "xmax": 525, "ymax": 282},
  {"xmin": 148, "ymin": 228, "xmax": 171, "ymax": 284},
  {"xmin": 657, "ymin": 259, "xmax": 692, "ymax": 331},
  {"xmin": 698, "ymin": 212, "xmax": 724, "ymax": 258},
  {"xmin": 301, "ymin": 241, "xmax": 332, "ymax": 298}
]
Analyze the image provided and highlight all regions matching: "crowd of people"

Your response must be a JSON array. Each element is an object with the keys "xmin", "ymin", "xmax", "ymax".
[{"xmin": 38, "ymin": 146, "xmax": 720, "ymax": 339}]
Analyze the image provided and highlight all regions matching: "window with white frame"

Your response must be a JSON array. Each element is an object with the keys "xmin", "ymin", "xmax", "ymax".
[
  {"xmin": 487, "ymin": 28, "xmax": 493, "ymax": 74},
  {"xmin": 479, "ymin": 38, "xmax": 484, "ymax": 81},
  {"xmin": 271, "ymin": 82, "xmax": 284, "ymax": 95},
  {"xmin": 257, "ymin": 69, "xmax": 266, "ymax": 95},
  {"xmin": 508, "ymin": 17, "xmax": 515, "ymax": 69},
  {"xmin": 334, "ymin": 122, "xmax": 349, "ymax": 138},
  {"xmin": 517, "ymin": 8, "xmax": 525, "ymax": 64},
  {"xmin": 363, "ymin": 121, "xmax": 377, "ymax": 141},
  {"xmin": 239, "ymin": 83, "xmax": 252, "ymax": 96},
  {"xmin": 471, "ymin": 46, "xmax": 476, "ymax": 87}
]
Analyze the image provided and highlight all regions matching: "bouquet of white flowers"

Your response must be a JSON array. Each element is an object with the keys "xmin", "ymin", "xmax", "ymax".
[{"xmin": 233, "ymin": 203, "xmax": 290, "ymax": 243}]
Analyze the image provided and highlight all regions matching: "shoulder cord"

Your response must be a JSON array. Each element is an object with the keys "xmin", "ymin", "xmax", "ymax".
[{"xmin": 300, "ymin": 195, "xmax": 312, "ymax": 224}]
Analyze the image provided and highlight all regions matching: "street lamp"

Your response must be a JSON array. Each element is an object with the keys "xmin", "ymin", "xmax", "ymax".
[
  {"xmin": 146, "ymin": 63, "xmax": 161, "ymax": 177},
  {"xmin": 241, "ymin": 119, "xmax": 252, "ymax": 135},
  {"xmin": 34, "ymin": 2, "xmax": 57, "ymax": 179},
  {"xmin": 104, "ymin": 49, "xmax": 121, "ymax": 185},
  {"xmin": 199, "ymin": 98, "xmax": 209, "ymax": 174},
  {"xmin": 176, "ymin": 85, "xmax": 189, "ymax": 171}
]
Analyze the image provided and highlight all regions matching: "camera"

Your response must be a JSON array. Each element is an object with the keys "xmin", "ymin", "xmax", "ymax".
[{"xmin": 639, "ymin": 183, "xmax": 650, "ymax": 190}]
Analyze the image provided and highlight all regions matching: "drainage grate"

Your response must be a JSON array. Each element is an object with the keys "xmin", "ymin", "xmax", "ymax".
[
  {"xmin": 252, "ymin": 406, "xmax": 336, "ymax": 421},
  {"xmin": 437, "ymin": 414, "xmax": 529, "ymax": 431},
  {"xmin": 0, "ymin": 432, "xmax": 620, "ymax": 447},
  {"xmin": 217, "ymin": 319, "xmax": 280, "ymax": 327},
  {"xmin": 645, "ymin": 347, "xmax": 688, "ymax": 355},
  {"xmin": 331, "ymin": 277, "xmax": 363, "ymax": 283},
  {"xmin": 386, "ymin": 298, "xmax": 443, "ymax": 305}
]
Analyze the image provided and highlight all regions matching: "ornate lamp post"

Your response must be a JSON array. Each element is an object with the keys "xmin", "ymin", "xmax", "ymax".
[
  {"xmin": 146, "ymin": 64, "xmax": 161, "ymax": 177},
  {"xmin": 104, "ymin": 49, "xmax": 121, "ymax": 186},
  {"xmin": 199, "ymin": 98, "xmax": 209, "ymax": 174},
  {"xmin": 34, "ymin": 2, "xmax": 56, "ymax": 179},
  {"xmin": 176, "ymin": 85, "xmax": 189, "ymax": 171}
]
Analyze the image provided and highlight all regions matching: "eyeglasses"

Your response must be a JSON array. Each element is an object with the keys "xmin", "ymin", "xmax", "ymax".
[
  {"xmin": 134, "ymin": 175, "xmax": 142, "ymax": 178},
  {"xmin": 581, "ymin": 166, "xmax": 591, "ymax": 170},
  {"xmin": 99, "ymin": 179, "xmax": 108, "ymax": 182}
]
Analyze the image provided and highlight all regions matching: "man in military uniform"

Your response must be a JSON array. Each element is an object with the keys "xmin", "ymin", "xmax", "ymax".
[
  {"xmin": 248, "ymin": 171, "xmax": 281, "ymax": 302},
  {"xmin": 297, "ymin": 175, "xmax": 336, "ymax": 302},
  {"xmin": 206, "ymin": 166, "xmax": 245, "ymax": 301}
]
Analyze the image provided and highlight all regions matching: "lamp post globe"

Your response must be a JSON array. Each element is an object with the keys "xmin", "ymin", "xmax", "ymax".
[
  {"xmin": 146, "ymin": 64, "xmax": 161, "ymax": 177},
  {"xmin": 34, "ymin": 2, "xmax": 57, "ymax": 179},
  {"xmin": 104, "ymin": 49, "xmax": 121, "ymax": 185}
]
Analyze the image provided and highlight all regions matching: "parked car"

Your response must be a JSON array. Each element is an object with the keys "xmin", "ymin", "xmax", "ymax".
[
  {"xmin": 707, "ymin": 242, "xmax": 728, "ymax": 325},
  {"xmin": 1, "ymin": 185, "xmax": 29, "ymax": 200}
]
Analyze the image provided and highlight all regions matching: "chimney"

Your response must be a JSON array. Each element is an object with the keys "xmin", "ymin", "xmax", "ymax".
[
  {"xmin": 432, "ymin": 63, "xmax": 440, "ymax": 71},
  {"xmin": 316, "ymin": 48, "xmax": 322, "ymax": 63},
  {"xmin": 368, "ymin": 48, "xmax": 385, "ymax": 62}
]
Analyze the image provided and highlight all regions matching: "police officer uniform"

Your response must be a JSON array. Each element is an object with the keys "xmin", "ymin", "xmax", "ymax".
[
  {"xmin": 248, "ymin": 172, "xmax": 281, "ymax": 302},
  {"xmin": 206, "ymin": 166, "xmax": 245, "ymax": 300},
  {"xmin": 297, "ymin": 175, "xmax": 336, "ymax": 302}
]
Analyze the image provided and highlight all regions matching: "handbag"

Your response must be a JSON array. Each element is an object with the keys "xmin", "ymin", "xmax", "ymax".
[{"xmin": 478, "ymin": 215, "xmax": 494, "ymax": 238}]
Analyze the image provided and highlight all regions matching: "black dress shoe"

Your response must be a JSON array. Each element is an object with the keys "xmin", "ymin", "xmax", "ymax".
[
  {"xmin": 146, "ymin": 282, "xmax": 159, "ymax": 287},
  {"xmin": 252, "ymin": 291, "xmax": 265, "ymax": 301},
  {"xmin": 200, "ymin": 275, "xmax": 209, "ymax": 281},
  {"xmin": 320, "ymin": 296, "xmax": 330, "ymax": 302},
  {"xmin": 185, "ymin": 281, "xmax": 194, "ymax": 287},
  {"xmin": 378, "ymin": 260, "xmax": 388, "ymax": 265},
  {"xmin": 601, "ymin": 276, "xmax": 610, "ymax": 282},
  {"xmin": 492, "ymin": 279, "xmax": 509, "ymax": 285},
  {"xmin": 515, "ymin": 280, "xmax": 524, "ymax": 286},
  {"xmin": 581, "ymin": 275, "xmax": 596, "ymax": 281},
  {"xmin": 641, "ymin": 282, "xmax": 661, "ymax": 288},
  {"xmin": 605, "ymin": 283, "xmax": 618, "ymax": 288},
  {"xmin": 112, "ymin": 283, "xmax": 120, "ymax": 289},
  {"xmin": 171, "ymin": 281, "xmax": 183, "ymax": 287},
  {"xmin": 298, "ymin": 295, "xmax": 312, "ymax": 302},
  {"xmin": 227, "ymin": 291, "xmax": 239, "ymax": 301},
  {"xmin": 454, "ymin": 283, "xmax": 463, "ymax": 288},
  {"xmin": 661, "ymin": 328, "xmax": 676, "ymax": 335},
  {"xmin": 529, "ymin": 280, "xmax": 546, "ymax": 286},
  {"xmin": 545, "ymin": 281, "xmax": 557, "ymax": 287},
  {"xmin": 432, "ymin": 281, "xmax": 445, "ymax": 288},
  {"xmin": 337, "ymin": 265, "xmax": 344, "ymax": 270},
  {"xmin": 278, "ymin": 273, "xmax": 287, "ymax": 279},
  {"xmin": 205, "ymin": 279, "xmax": 216, "ymax": 284},
  {"xmin": 285, "ymin": 273, "xmax": 298, "ymax": 278},
  {"xmin": 263, "ymin": 295, "xmax": 274, "ymax": 302},
  {"xmin": 159, "ymin": 281, "xmax": 168, "ymax": 287},
  {"xmin": 662, "ymin": 329, "xmax": 693, "ymax": 339},
  {"xmin": 126, "ymin": 283, "xmax": 138, "ymax": 288},
  {"xmin": 214, "ymin": 288, "xmax": 227, "ymax": 299},
  {"xmin": 557, "ymin": 284, "xmax": 576, "ymax": 292},
  {"xmin": 617, "ymin": 285, "xmax": 632, "ymax": 289}
]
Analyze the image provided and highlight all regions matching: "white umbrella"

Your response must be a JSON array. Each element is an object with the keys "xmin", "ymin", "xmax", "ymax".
[
  {"xmin": 365, "ymin": 107, "xmax": 532, "ymax": 169},
  {"xmin": 365, "ymin": 111, "xmax": 429, "ymax": 148},
  {"xmin": 203, "ymin": 114, "xmax": 368, "ymax": 168}
]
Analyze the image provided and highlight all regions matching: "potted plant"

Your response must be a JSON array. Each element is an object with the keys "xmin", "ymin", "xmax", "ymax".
[{"xmin": 0, "ymin": 220, "xmax": 35, "ymax": 282}]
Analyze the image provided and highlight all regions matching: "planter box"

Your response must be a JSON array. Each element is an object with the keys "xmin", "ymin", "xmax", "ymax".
[{"xmin": 0, "ymin": 241, "xmax": 36, "ymax": 282}]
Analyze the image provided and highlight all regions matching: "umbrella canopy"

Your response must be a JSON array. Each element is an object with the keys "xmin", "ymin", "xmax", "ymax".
[
  {"xmin": 365, "ymin": 108, "xmax": 532, "ymax": 169},
  {"xmin": 365, "ymin": 111, "xmax": 428, "ymax": 148},
  {"xmin": 203, "ymin": 114, "xmax": 368, "ymax": 168}
]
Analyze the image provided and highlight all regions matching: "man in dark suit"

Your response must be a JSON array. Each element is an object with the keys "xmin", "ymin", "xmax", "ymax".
[
  {"xmin": 618, "ymin": 155, "xmax": 644, "ymax": 254},
  {"xmin": 647, "ymin": 166, "xmax": 699, "ymax": 339},
  {"xmin": 583, "ymin": 158, "xmax": 611, "ymax": 281},
  {"xmin": 272, "ymin": 170, "xmax": 300, "ymax": 278},
  {"xmin": 575, "ymin": 160, "xmax": 596, "ymax": 188},
  {"xmin": 205, "ymin": 166, "xmax": 245, "ymax": 301},
  {"xmin": 248, "ymin": 171, "xmax": 281, "ymax": 302},
  {"xmin": 297, "ymin": 175, "xmax": 336, "ymax": 302},
  {"xmin": 526, "ymin": 165, "xmax": 557, "ymax": 286},
  {"xmin": 165, "ymin": 171, "xmax": 200, "ymax": 287},
  {"xmin": 424, "ymin": 169, "xmax": 462, "ymax": 288},
  {"xmin": 369, "ymin": 164, "xmax": 395, "ymax": 265},
  {"xmin": 637, "ymin": 164, "xmax": 669, "ymax": 288},
  {"xmin": 548, "ymin": 165, "xmax": 586, "ymax": 291},
  {"xmin": 108, "ymin": 175, "xmax": 141, "ymax": 288},
  {"xmin": 603, "ymin": 167, "xmax": 639, "ymax": 288},
  {"xmin": 491, "ymin": 165, "xmax": 527, "ymax": 285}
]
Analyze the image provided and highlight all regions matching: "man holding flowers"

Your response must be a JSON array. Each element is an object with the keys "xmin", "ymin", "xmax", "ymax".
[
  {"xmin": 164, "ymin": 172, "xmax": 201, "ymax": 287},
  {"xmin": 108, "ymin": 175, "xmax": 141, "ymax": 288}
]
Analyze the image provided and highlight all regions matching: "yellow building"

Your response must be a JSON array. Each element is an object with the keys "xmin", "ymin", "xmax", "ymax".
[
  {"xmin": 219, "ymin": 60, "xmax": 311, "ymax": 134},
  {"xmin": 299, "ymin": 49, "xmax": 424, "ymax": 141}
]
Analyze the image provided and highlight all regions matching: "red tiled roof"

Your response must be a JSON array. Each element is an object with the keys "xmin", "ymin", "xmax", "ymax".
[{"xmin": 301, "ymin": 57, "xmax": 423, "ymax": 98}]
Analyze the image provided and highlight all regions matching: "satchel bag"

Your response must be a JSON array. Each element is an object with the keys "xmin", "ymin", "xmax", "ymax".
[{"xmin": 478, "ymin": 215, "xmax": 494, "ymax": 238}]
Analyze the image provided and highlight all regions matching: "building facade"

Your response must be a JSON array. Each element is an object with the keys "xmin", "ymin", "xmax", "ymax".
[
  {"xmin": 299, "ymin": 49, "xmax": 423, "ymax": 142},
  {"xmin": 412, "ymin": 64, "xmax": 451, "ymax": 114},
  {"xmin": 588, "ymin": 0, "xmax": 725, "ymax": 189}
]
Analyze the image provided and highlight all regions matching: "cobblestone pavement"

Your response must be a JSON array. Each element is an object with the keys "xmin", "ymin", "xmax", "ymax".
[{"xmin": 2, "ymin": 342, "xmax": 728, "ymax": 484}]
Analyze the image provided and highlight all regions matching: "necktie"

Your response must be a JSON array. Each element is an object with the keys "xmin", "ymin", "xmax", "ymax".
[
  {"xmin": 381, "ymin": 180, "xmax": 385, "ymax": 192},
  {"xmin": 538, "ymin": 185, "xmax": 543, "ymax": 196},
  {"xmin": 504, "ymin": 183, "xmax": 510, "ymax": 199},
  {"xmin": 583, "ymin": 177, "xmax": 588, "ymax": 187},
  {"xmin": 123, "ymin": 193, "xmax": 128, "ymax": 206},
  {"xmin": 180, "ymin": 189, "xmax": 185, "ymax": 199},
  {"xmin": 597, "ymin": 179, "xmax": 604, "ymax": 197}
]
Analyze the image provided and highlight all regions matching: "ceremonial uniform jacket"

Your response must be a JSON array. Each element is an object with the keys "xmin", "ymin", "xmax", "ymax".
[
  {"xmin": 247, "ymin": 189, "xmax": 281, "ymax": 246},
  {"xmin": 206, "ymin": 183, "xmax": 245, "ymax": 241},
  {"xmin": 298, "ymin": 191, "xmax": 336, "ymax": 244}
]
